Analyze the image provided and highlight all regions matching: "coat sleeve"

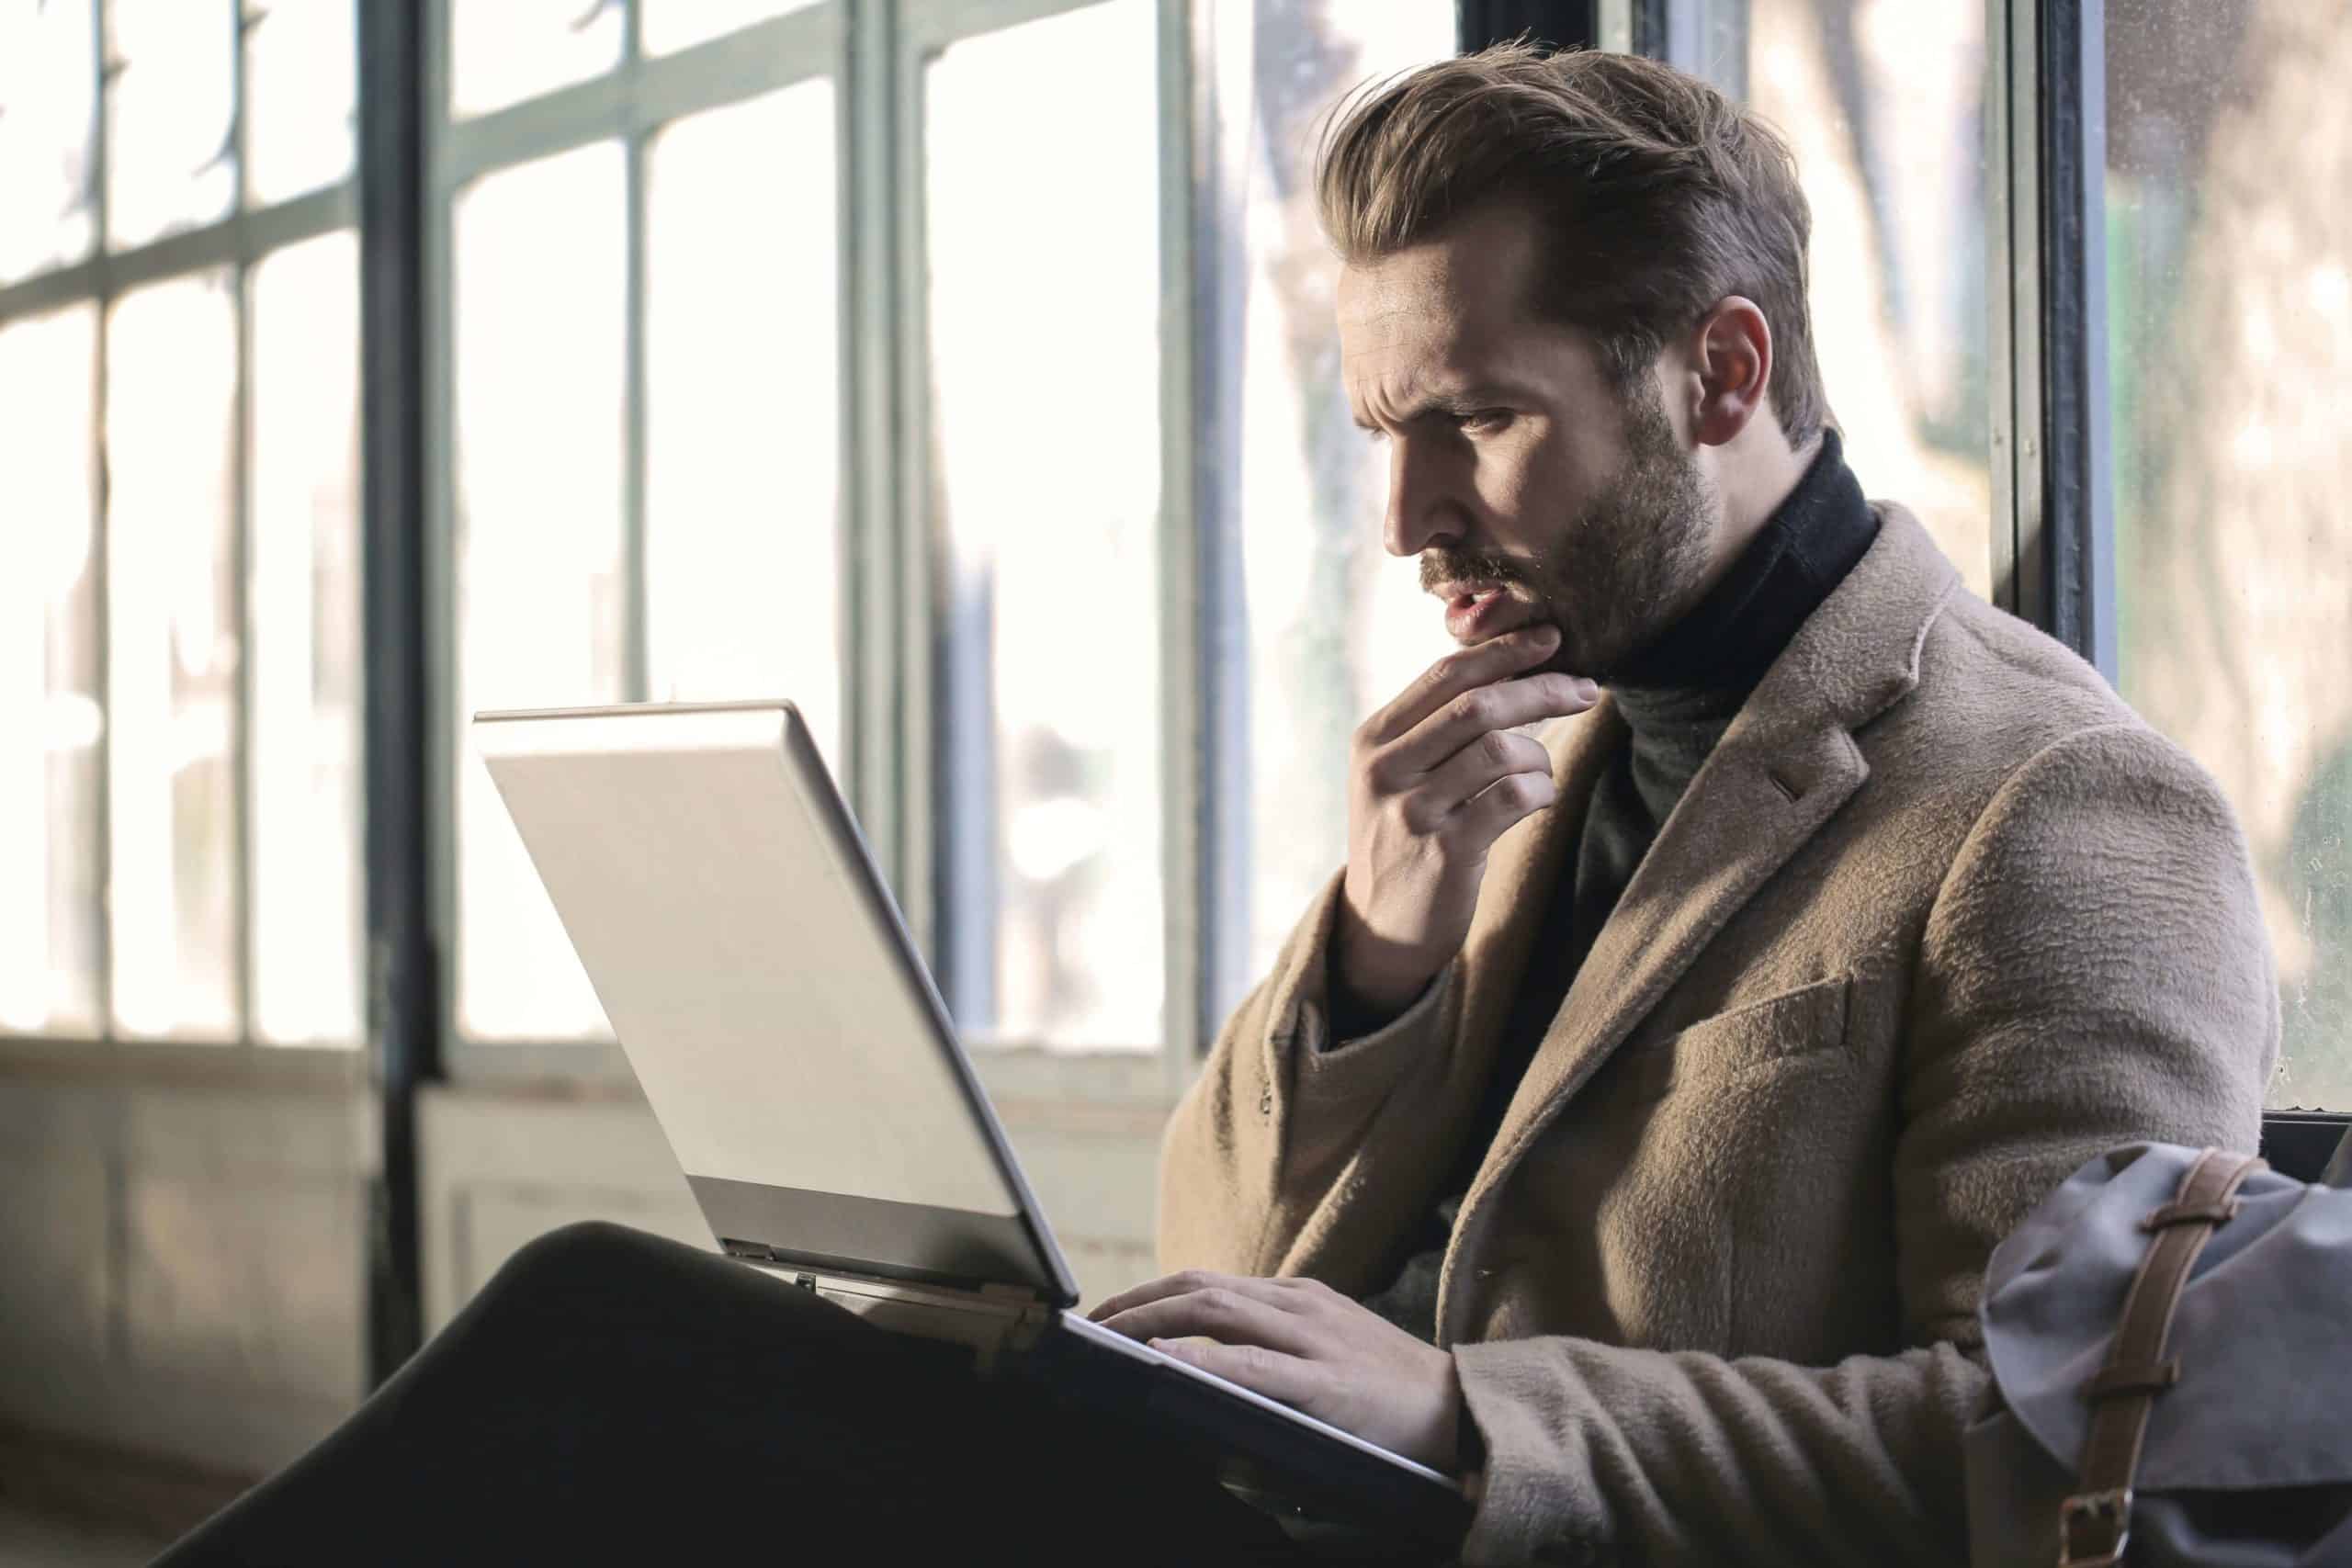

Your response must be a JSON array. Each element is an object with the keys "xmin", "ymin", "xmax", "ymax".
[
  {"xmin": 1451, "ymin": 723, "xmax": 2278, "ymax": 1568},
  {"xmin": 1156, "ymin": 870, "xmax": 1457, "ymax": 1276}
]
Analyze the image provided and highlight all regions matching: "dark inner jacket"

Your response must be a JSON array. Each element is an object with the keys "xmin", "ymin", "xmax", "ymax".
[{"xmin": 1351, "ymin": 428, "xmax": 1882, "ymax": 1340}]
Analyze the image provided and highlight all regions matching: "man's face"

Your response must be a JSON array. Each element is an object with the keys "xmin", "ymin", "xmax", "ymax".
[{"xmin": 1337, "ymin": 202, "xmax": 1720, "ymax": 679}]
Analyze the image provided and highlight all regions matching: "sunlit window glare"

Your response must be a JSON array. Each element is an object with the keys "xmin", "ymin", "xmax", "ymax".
[
  {"xmin": 644, "ymin": 82, "xmax": 843, "ymax": 763},
  {"xmin": 249, "ymin": 231, "xmax": 365, "ymax": 1045},
  {"xmin": 0, "ymin": 305, "xmax": 102, "ymax": 1036},
  {"xmin": 926, "ymin": 0, "xmax": 1164, "ymax": 1048},
  {"xmin": 106, "ymin": 0, "xmax": 237, "ymax": 250},
  {"xmin": 0, "ymin": 0, "xmax": 97, "ymax": 283},
  {"xmin": 106, "ymin": 273, "xmax": 242, "ymax": 1041},
  {"xmin": 453, "ymin": 142, "xmax": 627, "ymax": 1042}
]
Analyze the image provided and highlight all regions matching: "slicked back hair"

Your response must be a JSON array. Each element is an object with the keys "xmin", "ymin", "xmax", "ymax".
[{"xmin": 1316, "ymin": 41, "xmax": 1826, "ymax": 446}]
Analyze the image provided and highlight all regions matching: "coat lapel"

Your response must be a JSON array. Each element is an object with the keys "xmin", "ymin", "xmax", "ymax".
[{"xmin": 1435, "ymin": 504, "xmax": 1962, "ymax": 1342}]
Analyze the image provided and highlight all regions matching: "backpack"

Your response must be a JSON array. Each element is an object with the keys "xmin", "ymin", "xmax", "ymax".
[{"xmin": 1963, "ymin": 1142, "xmax": 2352, "ymax": 1566}]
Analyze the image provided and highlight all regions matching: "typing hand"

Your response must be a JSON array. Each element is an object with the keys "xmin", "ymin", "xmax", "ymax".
[{"xmin": 1088, "ymin": 1269, "xmax": 1464, "ymax": 1474}]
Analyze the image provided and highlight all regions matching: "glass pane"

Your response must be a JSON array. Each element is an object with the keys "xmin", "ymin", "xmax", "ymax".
[
  {"xmin": 1681, "ymin": 0, "xmax": 1994, "ymax": 598},
  {"xmin": 449, "ymin": 0, "xmax": 622, "ymax": 120},
  {"xmin": 107, "ymin": 272, "xmax": 241, "ymax": 1040},
  {"xmin": 2108, "ymin": 0, "xmax": 2352, "ymax": 1109},
  {"xmin": 643, "ymin": 0, "xmax": 819, "ymax": 56},
  {"xmin": 1227, "ymin": 5, "xmax": 1461, "ymax": 993},
  {"xmin": 0, "ymin": 0, "xmax": 97, "ymax": 282},
  {"xmin": 0, "ymin": 305, "xmax": 102, "ymax": 1035},
  {"xmin": 645, "ymin": 84, "xmax": 843, "ymax": 765},
  {"xmin": 453, "ymin": 143, "xmax": 625, "ymax": 1041},
  {"xmin": 925, "ymin": 0, "xmax": 1161, "ymax": 1048},
  {"xmin": 106, "ymin": 0, "xmax": 236, "ymax": 249},
  {"xmin": 248, "ymin": 231, "xmax": 363, "ymax": 1045},
  {"xmin": 245, "ymin": 0, "xmax": 356, "ymax": 205}
]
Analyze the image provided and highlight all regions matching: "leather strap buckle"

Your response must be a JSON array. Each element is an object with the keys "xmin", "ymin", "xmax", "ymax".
[
  {"xmin": 2140, "ymin": 1197, "xmax": 2242, "ymax": 1231},
  {"xmin": 2059, "ymin": 1487, "xmax": 2133, "ymax": 1568}
]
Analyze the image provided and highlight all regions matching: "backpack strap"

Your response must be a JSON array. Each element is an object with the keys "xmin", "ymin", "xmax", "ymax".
[{"xmin": 2059, "ymin": 1147, "xmax": 2267, "ymax": 1568}]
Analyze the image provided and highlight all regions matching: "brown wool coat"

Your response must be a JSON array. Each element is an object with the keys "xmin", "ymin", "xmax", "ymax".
[{"xmin": 1158, "ymin": 505, "xmax": 2278, "ymax": 1568}]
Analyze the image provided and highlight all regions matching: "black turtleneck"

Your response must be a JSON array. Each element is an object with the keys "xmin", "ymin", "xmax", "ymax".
[{"xmin": 1355, "ymin": 429, "xmax": 1880, "ymax": 1342}]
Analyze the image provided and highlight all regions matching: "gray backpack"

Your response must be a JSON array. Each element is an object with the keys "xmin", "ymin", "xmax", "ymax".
[{"xmin": 1963, "ymin": 1141, "xmax": 2352, "ymax": 1566}]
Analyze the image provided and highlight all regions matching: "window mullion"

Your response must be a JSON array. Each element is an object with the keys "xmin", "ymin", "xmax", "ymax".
[
  {"xmin": 623, "ymin": 165, "xmax": 650, "ymax": 703},
  {"xmin": 2030, "ymin": 0, "xmax": 2115, "ymax": 677},
  {"xmin": 232, "ymin": 0, "xmax": 258, "ymax": 1047},
  {"xmin": 358, "ymin": 0, "xmax": 437, "ymax": 1376},
  {"xmin": 885, "ymin": 0, "xmax": 938, "ymax": 970},
  {"xmin": 1155, "ymin": 0, "xmax": 1203, "ymax": 1083},
  {"xmin": 91, "ymin": 0, "xmax": 117, "ymax": 1041}
]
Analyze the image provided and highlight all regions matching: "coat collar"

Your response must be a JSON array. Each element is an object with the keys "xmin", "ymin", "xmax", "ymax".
[{"xmin": 1434, "ymin": 504, "xmax": 1962, "ymax": 1344}]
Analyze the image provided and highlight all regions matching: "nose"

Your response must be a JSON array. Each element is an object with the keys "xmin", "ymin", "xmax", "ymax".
[{"xmin": 1381, "ymin": 436, "xmax": 1466, "ymax": 559}]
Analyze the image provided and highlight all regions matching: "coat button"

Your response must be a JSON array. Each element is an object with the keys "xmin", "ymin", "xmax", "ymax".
[{"xmin": 1257, "ymin": 1085, "xmax": 1272, "ymax": 1116}]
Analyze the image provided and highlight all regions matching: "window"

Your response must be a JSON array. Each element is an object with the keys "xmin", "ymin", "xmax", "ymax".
[
  {"xmin": 1666, "ymin": 0, "xmax": 1996, "ymax": 601},
  {"xmin": 1220, "ymin": 5, "xmax": 1463, "ymax": 997},
  {"xmin": 0, "ymin": 0, "xmax": 362, "ymax": 1049},
  {"xmin": 922, "ymin": 0, "xmax": 1165, "ymax": 1049},
  {"xmin": 435, "ymin": 2, "xmax": 848, "ymax": 1052},
  {"xmin": 2107, "ymin": 0, "xmax": 2352, "ymax": 1110},
  {"xmin": 0, "ymin": 304, "xmax": 102, "ymax": 1034}
]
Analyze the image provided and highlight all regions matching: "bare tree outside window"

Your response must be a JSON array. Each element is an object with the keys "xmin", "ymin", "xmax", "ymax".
[{"xmin": 2109, "ymin": 0, "xmax": 2352, "ymax": 1110}]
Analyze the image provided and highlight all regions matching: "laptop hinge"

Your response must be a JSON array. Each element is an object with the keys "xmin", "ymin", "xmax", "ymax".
[{"xmin": 719, "ymin": 1240, "xmax": 1052, "ymax": 1364}]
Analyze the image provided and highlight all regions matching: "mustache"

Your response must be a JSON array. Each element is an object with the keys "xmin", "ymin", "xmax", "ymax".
[{"xmin": 1419, "ymin": 547, "xmax": 1540, "ymax": 595}]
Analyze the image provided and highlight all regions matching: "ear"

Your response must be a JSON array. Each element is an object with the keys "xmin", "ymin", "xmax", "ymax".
[{"xmin": 1687, "ymin": 297, "xmax": 1773, "ymax": 447}]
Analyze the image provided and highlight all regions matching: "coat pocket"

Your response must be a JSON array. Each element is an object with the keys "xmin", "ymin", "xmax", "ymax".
[
  {"xmin": 1665, "ymin": 973, "xmax": 1844, "ymax": 1072},
  {"xmin": 1632, "ymin": 975, "xmax": 1855, "ymax": 1095}
]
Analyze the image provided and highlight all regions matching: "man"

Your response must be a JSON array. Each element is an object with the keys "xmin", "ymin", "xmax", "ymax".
[
  {"xmin": 156, "ymin": 43, "xmax": 2271, "ymax": 1568},
  {"xmin": 1084, "ymin": 40, "xmax": 2275, "ymax": 1565}
]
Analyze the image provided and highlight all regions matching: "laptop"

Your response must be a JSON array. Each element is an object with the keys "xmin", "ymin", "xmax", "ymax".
[{"xmin": 471, "ymin": 699, "xmax": 1469, "ymax": 1546}]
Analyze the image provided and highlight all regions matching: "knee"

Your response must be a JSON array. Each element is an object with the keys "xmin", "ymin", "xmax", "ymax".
[{"xmin": 490, "ymin": 1219, "xmax": 662, "ymax": 1300}]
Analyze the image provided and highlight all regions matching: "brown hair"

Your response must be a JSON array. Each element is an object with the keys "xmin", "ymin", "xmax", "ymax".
[{"xmin": 1316, "ymin": 40, "xmax": 1826, "ymax": 446}]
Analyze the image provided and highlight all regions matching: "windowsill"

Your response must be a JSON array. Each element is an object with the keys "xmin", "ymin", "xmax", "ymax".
[{"xmin": 0, "ymin": 1033, "xmax": 368, "ymax": 1091}]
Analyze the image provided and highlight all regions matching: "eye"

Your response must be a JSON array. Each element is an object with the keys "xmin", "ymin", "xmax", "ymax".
[{"xmin": 1456, "ymin": 409, "xmax": 1513, "ymax": 435}]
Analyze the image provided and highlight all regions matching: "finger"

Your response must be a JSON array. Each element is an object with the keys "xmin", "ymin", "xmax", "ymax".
[
  {"xmin": 1396, "ymin": 727, "xmax": 1554, "ymax": 831},
  {"xmin": 1087, "ymin": 1268, "xmax": 1239, "ymax": 1323},
  {"xmin": 1359, "ymin": 626, "xmax": 1561, "ymax": 748},
  {"xmin": 1148, "ymin": 1337, "xmax": 1324, "ymax": 1409},
  {"xmin": 1099, "ymin": 1288, "xmax": 1323, "ymax": 1358},
  {"xmin": 1384, "ymin": 671, "xmax": 1599, "ymax": 778},
  {"xmin": 1088, "ymin": 1269, "xmax": 1315, "ymax": 1324},
  {"xmin": 1447, "ymin": 768, "xmax": 1559, "ymax": 849}
]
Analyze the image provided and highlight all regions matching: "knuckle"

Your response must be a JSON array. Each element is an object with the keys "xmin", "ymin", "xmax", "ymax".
[
  {"xmin": 1449, "ymin": 690, "xmax": 1494, "ymax": 728},
  {"xmin": 1478, "ymin": 728, "xmax": 1517, "ymax": 766},
  {"xmin": 1398, "ymin": 795, "xmax": 1442, "ymax": 835}
]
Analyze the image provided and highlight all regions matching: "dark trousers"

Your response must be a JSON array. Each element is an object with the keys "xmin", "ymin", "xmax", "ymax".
[{"xmin": 154, "ymin": 1222, "xmax": 1321, "ymax": 1566}]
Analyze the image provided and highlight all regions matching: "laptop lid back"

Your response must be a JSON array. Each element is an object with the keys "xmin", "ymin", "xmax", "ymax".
[{"xmin": 472, "ymin": 701, "xmax": 1077, "ymax": 1306}]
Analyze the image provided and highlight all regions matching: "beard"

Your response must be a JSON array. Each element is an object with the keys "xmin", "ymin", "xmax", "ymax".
[{"xmin": 1420, "ymin": 388, "xmax": 1717, "ymax": 679}]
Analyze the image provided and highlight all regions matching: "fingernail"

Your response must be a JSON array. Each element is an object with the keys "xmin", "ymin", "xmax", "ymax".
[{"xmin": 1574, "ymin": 679, "xmax": 1600, "ymax": 701}]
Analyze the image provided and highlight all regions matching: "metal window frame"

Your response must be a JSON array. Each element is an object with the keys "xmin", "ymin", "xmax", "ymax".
[
  {"xmin": 423, "ymin": 0, "xmax": 1210, "ymax": 1102},
  {"xmin": 0, "ymin": 0, "xmax": 365, "ymax": 1075},
  {"xmin": 356, "ymin": 0, "xmax": 434, "ymax": 1382},
  {"xmin": 1460, "ymin": 0, "xmax": 1598, "ymax": 52},
  {"xmin": 1996, "ymin": 0, "xmax": 2116, "ymax": 678}
]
